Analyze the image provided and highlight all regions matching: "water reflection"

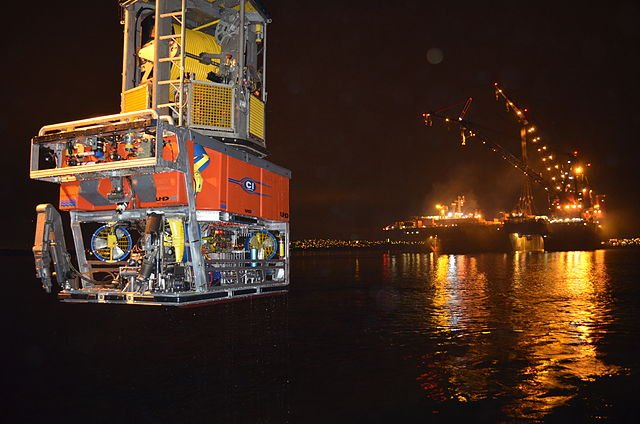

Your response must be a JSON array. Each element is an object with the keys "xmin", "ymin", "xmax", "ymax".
[
  {"xmin": 429, "ymin": 254, "xmax": 490, "ymax": 334},
  {"xmin": 382, "ymin": 251, "xmax": 432, "ymax": 281},
  {"xmin": 507, "ymin": 250, "xmax": 619, "ymax": 419},
  {"xmin": 384, "ymin": 251, "xmax": 621, "ymax": 419}
]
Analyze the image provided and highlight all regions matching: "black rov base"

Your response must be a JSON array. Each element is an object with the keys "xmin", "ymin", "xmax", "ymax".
[{"xmin": 58, "ymin": 284, "xmax": 288, "ymax": 307}]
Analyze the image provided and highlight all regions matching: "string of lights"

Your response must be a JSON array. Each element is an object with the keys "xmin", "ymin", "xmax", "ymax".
[{"xmin": 423, "ymin": 84, "xmax": 604, "ymax": 221}]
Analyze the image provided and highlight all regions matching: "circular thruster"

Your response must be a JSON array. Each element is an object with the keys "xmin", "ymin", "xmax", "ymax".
[
  {"xmin": 245, "ymin": 231, "xmax": 278, "ymax": 260},
  {"xmin": 90, "ymin": 225, "xmax": 133, "ymax": 262}
]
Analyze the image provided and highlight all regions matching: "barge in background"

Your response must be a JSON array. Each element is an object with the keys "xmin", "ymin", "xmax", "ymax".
[
  {"xmin": 414, "ymin": 84, "xmax": 605, "ymax": 254},
  {"xmin": 383, "ymin": 196, "xmax": 603, "ymax": 254}
]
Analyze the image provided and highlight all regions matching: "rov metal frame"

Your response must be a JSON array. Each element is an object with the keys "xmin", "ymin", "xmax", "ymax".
[
  {"xmin": 31, "ymin": 111, "xmax": 290, "ymax": 306},
  {"xmin": 120, "ymin": 0, "xmax": 270, "ymax": 156},
  {"xmin": 30, "ymin": 0, "xmax": 289, "ymax": 306}
]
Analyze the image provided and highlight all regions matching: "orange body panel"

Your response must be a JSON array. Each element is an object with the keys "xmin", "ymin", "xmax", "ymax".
[
  {"xmin": 60, "ymin": 171, "xmax": 188, "ymax": 211},
  {"xmin": 58, "ymin": 142, "xmax": 289, "ymax": 222},
  {"xmin": 137, "ymin": 171, "xmax": 188, "ymax": 208},
  {"xmin": 161, "ymin": 136, "xmax": 180, "ymax": 162},
  {"xmin": 195, "ymin": 145, "xmax": 290, "ymax": 222}
]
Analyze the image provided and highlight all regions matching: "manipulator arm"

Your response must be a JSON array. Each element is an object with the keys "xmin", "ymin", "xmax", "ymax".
[{"xmin": 33, "ymin": 204, "xmax": 77, "ymax": 293}]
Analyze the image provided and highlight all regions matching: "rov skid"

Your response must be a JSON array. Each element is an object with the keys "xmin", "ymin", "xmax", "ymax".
[{"xmin": 30, "ymin": 0, "xmax": 290, "ymax": 306}]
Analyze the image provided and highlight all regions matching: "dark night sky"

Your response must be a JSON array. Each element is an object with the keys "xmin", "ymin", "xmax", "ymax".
[{"xmin": 4, "ymin": 1, "xmax": 640, "ymax": 248}]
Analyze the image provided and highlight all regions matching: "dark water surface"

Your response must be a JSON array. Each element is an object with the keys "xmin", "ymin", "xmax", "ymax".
[{"xmin": 4, "ymin": 249, "xmax": 640, "ymax": 422}]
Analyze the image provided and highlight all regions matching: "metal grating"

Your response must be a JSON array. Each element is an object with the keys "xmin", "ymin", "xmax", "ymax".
[
  {"xmin": 249, "ymin": 95, "xmax": 265, "ymax": 140},
  {"xmin": 122, "ymin": 84, "xmax": 150, "ymax": 113},
  {"xmin": 190, "ymin": 82, "xmax": 233, "ymax": 129}
]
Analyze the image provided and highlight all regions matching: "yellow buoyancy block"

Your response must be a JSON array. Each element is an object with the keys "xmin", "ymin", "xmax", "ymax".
[
  {"xmin": 170, "ymin": 24, "xmax": 222, "ymax": 82},
  {"xmin": 137, "ymin": 24, "xmax": 222, "ymax": 82},
  {"xmin": 167, "ymin": 218, "xmax": 185, "ymax": 262}
]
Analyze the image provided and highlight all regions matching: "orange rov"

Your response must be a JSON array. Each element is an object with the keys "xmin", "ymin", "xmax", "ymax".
[{"xmin": 30, "ymin": 0, "xmax": 290, "ymax": 306}]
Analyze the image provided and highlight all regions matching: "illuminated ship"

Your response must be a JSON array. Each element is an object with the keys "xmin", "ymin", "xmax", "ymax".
[
  {"xmin": 386, "ymin": 84, "xmax": 605, "ymax": 253},
  {"xmin": 383, "ymin": 194, "xmax": 603, "ymax": 254},
  {"xmin": 383, "ymin": 196, "xmax": 510, "ymax": 254},
  {"xmin": 30, "ymin": 0, "xmax": 290, "ymax": 306}
]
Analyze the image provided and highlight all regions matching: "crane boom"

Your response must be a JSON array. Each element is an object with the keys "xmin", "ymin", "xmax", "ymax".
[
  {"xmin": 422, "ymin": 85, "xmax": 604, "ymax": 222},
  {"xmin": 494, "ymin": 83, "xmax": 529, "ymax": 125},
  {"xmin": 422, "ymin": 109, "xmax": 551, "ymax": 192}
]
